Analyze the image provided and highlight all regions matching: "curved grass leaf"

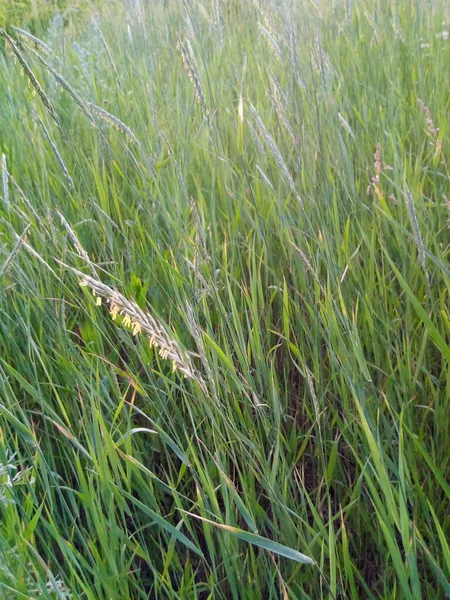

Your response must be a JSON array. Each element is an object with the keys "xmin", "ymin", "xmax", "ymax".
[{"xmin": 182, "ymin": 511, "xmax": 314, "ymax": 565}]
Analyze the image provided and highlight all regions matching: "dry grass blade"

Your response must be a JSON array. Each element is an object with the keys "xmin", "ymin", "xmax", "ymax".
[{"xmin": 249, "ymin": 101, "xmax": 302, "ymax": 205}]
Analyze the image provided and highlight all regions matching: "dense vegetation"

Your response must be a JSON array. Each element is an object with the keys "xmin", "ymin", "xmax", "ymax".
[{"xmin": 0, "ymin": 0, "xmax": 449, "ymax": 598}]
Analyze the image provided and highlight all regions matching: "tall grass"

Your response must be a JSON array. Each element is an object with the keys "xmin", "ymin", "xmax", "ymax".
[{"xmin": 0, "ymin": 0, "xmax": 449, "ymax": 598}]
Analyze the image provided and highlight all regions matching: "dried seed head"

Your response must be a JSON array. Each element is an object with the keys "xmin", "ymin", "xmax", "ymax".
[
  {"xmin": 417, "ymin": 98, "xmax": 439, "ymax": 137},
  {"xmin": 367, "ymin": 143, "xmax": 393, "ymax": 198}
]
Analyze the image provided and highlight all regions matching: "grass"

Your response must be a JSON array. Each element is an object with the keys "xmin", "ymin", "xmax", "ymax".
[{"xmin": 0, "ymin": 0, "xmax": 449, "ymax": 597}]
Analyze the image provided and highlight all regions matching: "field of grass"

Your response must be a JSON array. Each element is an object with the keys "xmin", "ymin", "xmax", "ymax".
[{"xmin": 0, "ymin": 0, "xmax": 449, "ymax": 598}]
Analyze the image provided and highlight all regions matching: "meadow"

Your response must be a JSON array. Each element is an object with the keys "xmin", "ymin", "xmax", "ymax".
[{"xmin": 0, "ymin": 0, "xmax": 449, "ymax": 598}]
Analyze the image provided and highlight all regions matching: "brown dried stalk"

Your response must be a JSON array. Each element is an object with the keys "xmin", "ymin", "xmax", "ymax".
[
  {"xmin": 367, "ymin": 143, "xmax": 393, "ymax": 199},
  {"xmin": 417, "ymin": 98, "xmax": 449, "ymax": 182}
]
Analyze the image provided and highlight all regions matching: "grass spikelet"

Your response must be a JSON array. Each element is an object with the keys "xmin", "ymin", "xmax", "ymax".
[
  {"xmin": 290, "ymin": 241, "xmax": 317, "ymax": 280},
  {"xmin": 11, "ymin": 27, "xmax": 61, "ymax": 63},
  {"xmin": 87, "ymin": 101, "xmax": 141, "ymax": 146},
  {"xmin": 0, "ymin": 225, "xmax": 30, "ymax": 279},
  {"xmin": 213, "ymin": 0, "xmax": 224, "ymax": 47},
  {"xmin": 256, "ymin": 164, "xmax": 274, "ymax": 190},
  {"xmin": 177, "ymin": 35, "xmax": 210, "ymax": 126},
  {"xmin": 186, "ymin": 198, "xmax": 211, "ymax": 298},
  {"xmin": 14, "ymin": 233, "xmax": 60, "ymax": 279},
  {"xmin": 249, "ymin": 101, "xmax": 302, "ymax": 205},
  {"xmin": 159, "ymin": 129, "xmax": 188, "ymax": 198},
  {"xmin": 28, "ymin": 47, "xmax": 95, "ymax": 125},
  {"xmin": 95, "ymin": 25, "xmax": 123, "ymax": 91},
  {"xmin": 254, "ymin": 0, "xmax": 280, "ymax": 46},
  {"xmin": 269, "ymin": 69, "xmax": 288, "ymax": 107},
  {"xmin": 247, "ymin": 121, "xmax": 265, "ymax": 153},
  {"xmin": 288, "ymin": 19, "xmax": 306, "ymax": 90},
  {"xmin": 338, "ymin": 112, "xmax": 354, "ymax": 139},
  {"xmin": 417, "ymin": 98, "xmax": 439, "ymax": 140},
  {"xmin": 404, "ymin": 186, "xmax": 430, "ymax": 288},
  {"xmin": 417, "ymin": 98, "xmax": 449, "ymax": 180},
  {"xmin": 0, "ymin": 29, "xmax": 61, "ymax": 128},
  {"xmin": 367, "ymin": 142, "xmax": 382, "ymax": 196},
  {"xmin": 258, "ymin": 22, "xmax": 282, "ymax": 60},
  {"xmin": 305, "ymin": 366, "xmax": 320, "ymax": 423},
  {"xmin": 57, "ymin": 211, "xmax": 97, "ymax": 277},
  {"xmin": 33, "ymin": 109, "xmax": 74, "ymax": 190},
  {"xmin": 367, "ymin": 142, "xmax": 392, "ymax": 199},
  {"xmin": 268, "ymin": 70, "xmax": 296, "ymax": 141},
  {"xmin": 268, "ymin": 87, "xmax": 296, "ymax": 142},
  {"xmin": 184, "ymin": 301, "xmax": 217, "ymax": 398},
  {"xmin": 76, "ymin": 271, "xmax": 201, "ymax": 384},
  {"xmin": 5, "ymin": 171, "xmax": 45, "ymax": 227}
]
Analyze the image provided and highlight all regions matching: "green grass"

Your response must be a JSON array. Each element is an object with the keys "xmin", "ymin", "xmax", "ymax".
[{"xmin": 0, "ymin": 0, "xmax": 449, "ymax": 597}]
